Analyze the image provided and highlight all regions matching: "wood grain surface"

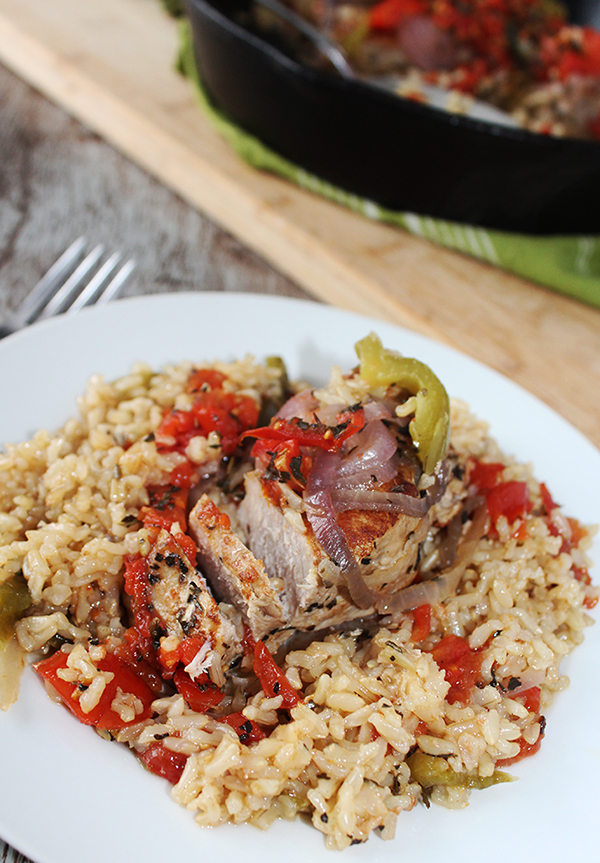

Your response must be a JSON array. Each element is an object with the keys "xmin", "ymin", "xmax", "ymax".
[{"xmin": 0, "ymin": 0, "xmax": 598, "ymax": 447}]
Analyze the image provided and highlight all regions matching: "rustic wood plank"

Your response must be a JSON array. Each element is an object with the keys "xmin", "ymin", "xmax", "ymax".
[
  {"xmin": 0, "ymin": 62, "xmax": 310, "ymax": 321},
  {"xmin": 0, "ymin": 0, "xmax": 598, "ymax": 453}
]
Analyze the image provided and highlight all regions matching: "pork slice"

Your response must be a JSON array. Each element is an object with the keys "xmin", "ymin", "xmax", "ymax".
[
  {"xmin": 238, "ymin": 471, "xmax": 365, "ymax": 631},
  {"xmin": 147, "ymin": 529, "xmax": 240, "ymax": 665},
  {"xmin": 338, "ymin": 508, "xmax": 428, "ymax": 591},
  {"xmin": 239, "ymin": 470, "xmax": 429, "ymax": 629},
  {"xmin": 189, "ymin": 495, "xmax": 287, "ymax": 642}
]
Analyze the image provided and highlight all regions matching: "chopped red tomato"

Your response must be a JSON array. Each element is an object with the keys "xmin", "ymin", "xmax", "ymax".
[
  {"xmin": 122, "ymin": 554, "xmax": 155, "ymax": 660},
  {"xmin": 138, "ymin": 742, "xmax": 188, "ymax": 784},
  {"xmin": 497, "ymin": 734, "xmax": 543, "ymax": 767},
  {"xmin": 251, "ymin": 438, "xmax": 312, "ymax": 492},
  {"xmin": 369, "ymin": 0, "xmax": 426, "ymax": 30},
  {"xmin": 157, "ymin": 409, "xmax": 196, "ymax": 440},
  {"xmin": 221, "ymin": 711, "xmax": 267, "ymax": 744},
  {"xmin": 539, "ymin": 482, "xmax": 558, "ymax": 514},
  {"xmin": 179, "ymin": 636, "xmax": 207, "ymax": 665},
  {"xmin": 157, "ymin": 370, "xmax": 259, "ymax": 457},
  {"xmin": 253, "ymin": 641, "xmax": 300, "ymax": 709},
  {"xmin": 34, "ymin": 649, "xmax": 155, "ymax": 730},
  {"xmin": 411, "ymin": 604, "xmax": 431, "ymax": 642},
  {"xmin": 243, "ymin": 407, "xmax": 365, "ymax": 455},
  {"xmin": 174, "ymin": 532, "xmax": 198, "ymax": 567},
  {"xmin": 185, "ymin": 368, "xmax": 226, "ymax": 394},
  {"xmin": 514, "ymin": 685, "xmax": 541, "ymax": 714},
  {"xmin": 497, "ymin": 686, "xmax": 544, "ymax": 766},
  {"xmin": 486, "ymin": 481, "xmax": 532, "ymax": 526},
  {"xmin": 469, "ymin": 460, "xmax": 532, "ymax": 531},
  {"xmin": 173, "ymin": 667, "xmax": 224, "ymax": 712},
  {"xmin": 140, "ymin": 483, "xmax": 188, "ymax": 533},
  {"xmin": 429, "ymin": 634, "xmax": 482, "ymax": 704},
  {"xmin": 468, "ymin": 459, "xmax": 505, "ymax": 493}
]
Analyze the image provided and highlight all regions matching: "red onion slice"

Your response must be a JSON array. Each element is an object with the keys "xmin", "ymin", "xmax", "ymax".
[
  {"xmin": 376, "ymin": 501, "xmax": 489, "ymax": 613},
  {"xmin": 275, "ymin": 388, "xmax": 319, "ymax": 421},
  {"xmin": 362, "ymin": 400, "xmax": 394, "ymax": 422},
  {"xmin": 336, "ymin": 455, "xmax": 400, "ymax": 488},
  {"xmin": 304, "ymin": 451, "xmax": 376, "ymax": 609},
  {"xmin": 331, "ymin": 487, "xmax": 430, "ymax": 518},
  {"xmin": 339, "ymin": 420, "xmax": 398, "ymax": 476}
]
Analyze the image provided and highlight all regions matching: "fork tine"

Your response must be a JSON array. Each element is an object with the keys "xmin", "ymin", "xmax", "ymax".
[
  {"xmin": 37, "ymin": 244, "xmax": 105, "ymax": 320},
  {"xmin": 66, "ymin": 252, "xmax": 123, "ymax": 313},
  {"xmin": 94, "ymin": 259, "xmax": 136, "ymax": 306},
  {"xmin": 11, "ymin": 237, "xmax": 87, "ymax": 328}
]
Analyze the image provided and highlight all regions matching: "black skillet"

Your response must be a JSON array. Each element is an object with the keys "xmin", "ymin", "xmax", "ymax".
[{"xmin": 185, "ymin": 0, "xmax": 600, "ymax": 234}]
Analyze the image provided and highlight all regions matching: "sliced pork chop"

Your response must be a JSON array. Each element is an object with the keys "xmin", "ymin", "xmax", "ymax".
[
  {"xmin": 238, "ymin": 470, "xmax": 427, "ymax": 630},
  {"xmin": 189, "ymin": 495, "xmax": 287, "ymax": 642},
  {"xmin": 146, "ymin": 529, "xmax": 240, "ymax": 665}
]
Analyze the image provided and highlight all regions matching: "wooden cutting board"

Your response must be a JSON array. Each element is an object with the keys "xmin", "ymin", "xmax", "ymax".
[{"xmin": 0, "ymin": 0, "xmax": 599, "ymax": 447}]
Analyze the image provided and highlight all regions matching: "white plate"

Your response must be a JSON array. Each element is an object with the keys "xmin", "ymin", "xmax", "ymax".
[{"xmin": 0, "ymin": 293, "xmax": 598, "ymax": 863}]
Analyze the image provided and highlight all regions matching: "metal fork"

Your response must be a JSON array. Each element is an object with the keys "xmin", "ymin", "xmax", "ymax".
[{"xmin": 0, "ymin": 237, "xmax": 136, "ymax": 340}]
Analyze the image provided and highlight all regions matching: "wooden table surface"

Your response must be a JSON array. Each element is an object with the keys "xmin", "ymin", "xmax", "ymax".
[{"xmin": 0, "ymin": 4, "xmax": 599, "ymax": 861}]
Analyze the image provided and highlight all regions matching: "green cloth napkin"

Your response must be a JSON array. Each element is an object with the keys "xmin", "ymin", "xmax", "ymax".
[{"xmin": 177, "ymin": 20, "xmax": 600, "ymax": 309}]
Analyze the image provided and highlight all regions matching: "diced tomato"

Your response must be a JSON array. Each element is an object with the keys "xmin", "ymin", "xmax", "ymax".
[
  {"xmin": 573, "ymin": 565, "xmax": 592, "ymax": 586},
  {"xmin": 174, "ymin": 532, "xmax": 198, "ymax": 566},
  {"xmin": 140, "ymin": 484, "xmax": 188, "ymax": 533},
  {"xmin": 411, "ymin": 604, "xmax": 431, "ymax": 642},
  {"xmin": 496, "ymin": 686, "xmax": 545, "ymax": 766},
  {"xmin": 122, "ymin": 554, "xmax": 154, "ymax": 654},
  {"xmin": 221, "ymin": 711, "xmax": 267, "ymax": 744},
  {"xmin": 512, "ymin": 685, "xmax": 541, "ymax": 714},
  {"xmin": 138, "ymin": 742, "xmax": 188, "ymax": 784},
  {"xmin": 157, "ymin": 409, "xmax": 196, "ymax": 440},
  {"xmin": 191, "ymin": 390, "xmax": 259, "ymax": 456},
  {"xmin": 414, "ymin": 719, "xmax": 429, "ymax": 736},
  {"xmin": 251, "ymin": 438, "xmax": 312, "ymax": 492},
  {"xmin": 496, "ymin": 734, "xmax": 543, "ymax": 767},
  {"xmin": 429, "ymin": 634, "xmax": 482, "ymax": 704},
  {"xmin": 34, "ymin": 649, "xmax": 155, "ymax": 730},
  {"xmin": 253, "ymin": 641, "xmax": 300, "ymax": 709},
  {"xmin": 468, "ymin": 459, "xmax": 505, "ymax": 493},
  {"xmin": 158, "ymin": 369, "xmax": 259, "ymax": 457},
  {"xmin": 486, "ymin": 481, "xmax": 532, "ymax": 526},
  {"xmin": 173, "ymin": 667, "xmax": 224, "ymax": 712},
  {"xmin": 369, "ymin": 0, "xmax": 426, "ymax": 31},
  {"xmin": 539, "ymin": 482, "xmax": 558, "ymax": 514},
  {"xmin": 179, "ymin": 636, "xmax": 208, "ymax": 666},
  {"xmin": 243, "ymin": 408, "xmax": 365, "ymax": 456},
  {"xmin": 169, "ymin": 461, "xmax": 195, "ymax": 490},
  {"xmin": 185, "ymin": 368, "xmax": 226, "ymax": 394}
]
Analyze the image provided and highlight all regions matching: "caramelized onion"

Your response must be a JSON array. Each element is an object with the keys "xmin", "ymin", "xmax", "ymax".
[
  {"xmin": 321, "ymin": 500, "xmax": 488, "ymax": 614},
  {"xmin": 304, "ymin": 451, "xmax": 375, "ymax": 609},
  {"xmin": 275, "ymin": 388, "xmax": 319, "ymax": 421},
  {"xmin": 377, "ymin": 501, "xmax": 489, "ymax": 613},
  {"xmin": 341, "ymin": 419, "xmax": 396, "ymax": 467},
  {"xmin": 335, "ymin": 456, "xmax": 400, "ymax": 489},
  {"xmin": 331, "ymin": 487, "xmax": 430, "ymax": 517}
]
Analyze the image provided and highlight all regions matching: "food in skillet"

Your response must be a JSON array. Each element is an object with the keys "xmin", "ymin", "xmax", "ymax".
[
  {"xmin": 0, "ymin": 334, "xmax": 596, "ymax": 849},
  {"xmin": 251, "ymin": 0, "xmax": 600, "ymax": 139}
]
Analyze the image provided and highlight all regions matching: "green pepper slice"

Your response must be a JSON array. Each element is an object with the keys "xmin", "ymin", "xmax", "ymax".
[
  {"xmin": 0, "ymin": 573, "xmax": 32, "ymax": 648},
  {"xmin": 407, "ymin": 751, "xmax": 513, "ymax": 791},
  {"xmin": 355, "ymin": 332, "xmax": 450, "ymax": 475}
]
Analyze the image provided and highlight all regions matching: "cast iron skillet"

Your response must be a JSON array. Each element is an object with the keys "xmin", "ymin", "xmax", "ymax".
[{"xmin": 185, "ymin": 0, "xmax": 600, "ymax": 234}]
